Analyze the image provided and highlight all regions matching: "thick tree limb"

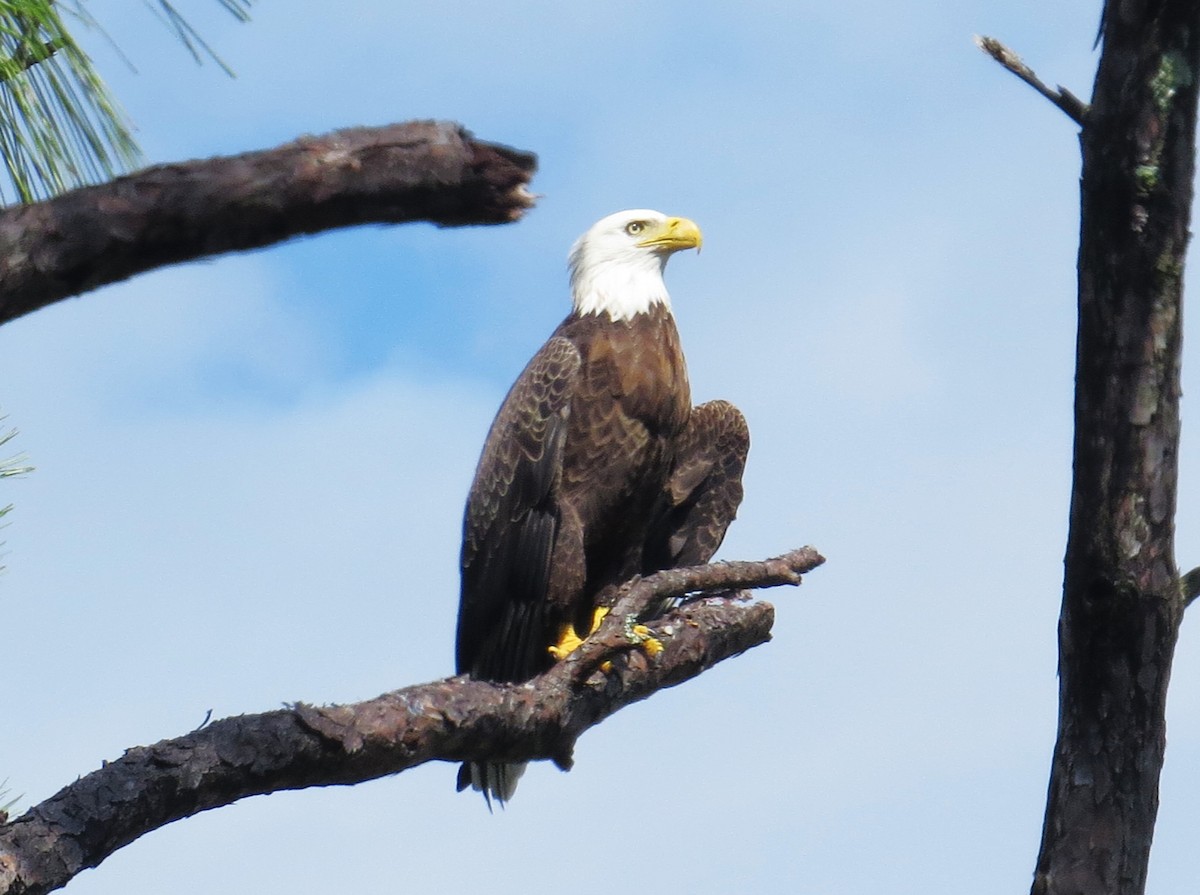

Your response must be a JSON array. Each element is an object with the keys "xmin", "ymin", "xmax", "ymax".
[
  {"xmin": 1031, "ymin": 3, "xmax": 1199, "ymax": 894},
  {"xmin": 976, "ymin": 35, "xmax": 1089, "ymax": 125},
  {"xmin": 0, "ymin": 547, "xmax": 822, "ymax": 895},
  {"xmin": 0, "ymin": 120, "xmax": 537, "ymax": 326}
]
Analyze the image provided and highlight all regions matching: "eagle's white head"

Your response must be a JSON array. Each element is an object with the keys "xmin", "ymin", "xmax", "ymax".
[{"xmin": 568, "ymin": 209, "xmax": 703, "ymax": 321}]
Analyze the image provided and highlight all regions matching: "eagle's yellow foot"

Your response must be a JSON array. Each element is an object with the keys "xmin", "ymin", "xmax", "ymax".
[
  {"xmin": 625, "ymin": 616, "xmax": 664, "ymax": 658},
  {"xmin": 548, "ymin": 607, "xmax": 610, "ymax": 660}
]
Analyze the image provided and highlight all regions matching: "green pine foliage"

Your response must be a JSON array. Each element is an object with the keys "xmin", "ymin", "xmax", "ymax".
[
  {"xmin": 0, "ymin": 778, "xmax": 20, "ymax": 819},
  {"xmin": 0, "ymin": 0, "xmax": 140, "ymax": 202},
  {"xmin": 0, "ymin": 419, "xmax": 32, "ymax": 574},
  {"xmin": 0, "ymin": 0, "xmax": 251, "ymax": 204},
  {"xmin": 152, "ymin": 1, "xmax": 252, "ymax": 75}
]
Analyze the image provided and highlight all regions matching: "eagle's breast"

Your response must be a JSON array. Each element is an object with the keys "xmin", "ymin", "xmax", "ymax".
[
  {"xmin": 546, "ymin": 305, "xmax": 689, "ymax": 590},
  {"xmin": 573, "ymin": 304, "xmax": 690, "ymax": 433}
]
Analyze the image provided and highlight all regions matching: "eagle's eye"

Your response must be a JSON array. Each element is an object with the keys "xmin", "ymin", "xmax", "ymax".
[{"xmin": 625, "ymin": 221, "xmax": 646, "ymax": 236}]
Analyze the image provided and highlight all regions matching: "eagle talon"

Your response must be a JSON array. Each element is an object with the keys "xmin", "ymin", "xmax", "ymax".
[
  {"xmin": 624, "ymin": 615, "xmax": 664, "ymax": 658},
  {"xmin": 548, "ymin": 606, "xmax": 612, "ymax": 660},
  {"xmin": 548, "ymin": 627, "xmax": 583, "ymax": 661}
]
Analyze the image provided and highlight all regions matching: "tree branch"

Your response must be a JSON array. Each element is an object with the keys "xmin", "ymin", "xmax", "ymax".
[
  {"xmin": 0, "ymin": 547, "xmax": 822, "ymax": 895},
  {"xmin": 975, "ymin": 35, "xmax": 1088, "ymax": 125},
  {"xmin": 1181, "ymin": 566, "xmax": 1200, "ymax": 608},
  {"xmin": 0, "ymin": 120, "xmax": 537, "ymax": 327}
]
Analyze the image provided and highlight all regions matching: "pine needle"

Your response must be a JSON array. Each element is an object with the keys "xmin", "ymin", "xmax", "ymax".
[
  {"xmin": 0, "ymin": 0, "xmax": 138, "ymax": 202},
  {"xmin": 0, "ymin": 1, "xmax": 253, "ymax": 204},
  {"xmin": 0, "ymin": 416, "xmax": 32, "ymax": 575}
]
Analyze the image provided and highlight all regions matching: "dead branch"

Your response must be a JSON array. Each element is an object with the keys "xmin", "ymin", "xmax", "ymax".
[
  {"xmin": 0, "ymin": 120, "xmax": 537, "ymax": 327},
  {"xmin": 0, "ymin": 547, "xmax": 822, "ymax": 895},
  {"xmin": 975, "ymin": 35, "xmax": 1088, "ymax": 125},
  {"xmin": 1183, "ymin": 567, "xmax": 1200, "ymax": 608}
]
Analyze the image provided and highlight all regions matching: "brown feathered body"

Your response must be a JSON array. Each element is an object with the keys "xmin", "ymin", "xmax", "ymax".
[
  {"xmin": 454, "ymin": 210, "xmax": 748, "ymax": 805},
  {"xmin": 457, "ymin": 305, "xmax": 690, "ymax": 686}
]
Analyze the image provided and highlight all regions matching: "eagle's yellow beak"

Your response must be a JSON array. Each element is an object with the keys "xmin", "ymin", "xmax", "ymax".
[{"xmin": 638, "ymin": 216, "xmax": 703, "ymax": 253}]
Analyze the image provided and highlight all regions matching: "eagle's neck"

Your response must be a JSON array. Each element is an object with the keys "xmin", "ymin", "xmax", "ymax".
[{"xmin": 569, "ymin": 253, "xmax": 672, "ymax": 322}]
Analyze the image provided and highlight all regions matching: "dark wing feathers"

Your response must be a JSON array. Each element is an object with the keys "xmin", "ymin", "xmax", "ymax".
[
  {"xmin": 648, "ymin": 399, "xmax": 749, "ymax": 570},
  {"xmin": 457, "ymin": 336, "xmax": 581, "ymax": 680}
]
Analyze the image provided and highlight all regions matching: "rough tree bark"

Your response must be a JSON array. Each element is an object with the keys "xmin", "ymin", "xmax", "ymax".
[
  {"xmin": 988, "ymin": 3, "xmax": 1200, "ymax": 894},
  {"xmin": 0, "ymin": 120, "xmax": 536, "ymax": 326},
  {"xmin": 0, "ymin": 549, "xmax": 822, "ymax": 895}
]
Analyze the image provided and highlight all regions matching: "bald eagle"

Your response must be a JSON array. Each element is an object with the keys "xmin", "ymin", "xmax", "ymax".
[{"xmin": 456, "ymin": 209, "xmax": 748, "ymax": 805}]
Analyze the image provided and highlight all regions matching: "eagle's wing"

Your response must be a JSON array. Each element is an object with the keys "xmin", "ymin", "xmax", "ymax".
[
  {"xmin": 648, "ymin": 399, "xmax": 749, "ymax": 569},
  {"xmin": 456, "ymin": 335, "xmax": 581, "ymax": 683}
]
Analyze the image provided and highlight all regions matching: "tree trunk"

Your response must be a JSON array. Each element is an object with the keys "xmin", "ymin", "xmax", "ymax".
[{"xmin": 1032, "ymin": 3, "xmax": 1200, "ymax": 893}]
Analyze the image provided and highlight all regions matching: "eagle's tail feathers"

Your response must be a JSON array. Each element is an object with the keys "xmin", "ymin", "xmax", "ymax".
[{"xmin": 457, "ymin": 761, "xmax": 526, "ymax": 809}]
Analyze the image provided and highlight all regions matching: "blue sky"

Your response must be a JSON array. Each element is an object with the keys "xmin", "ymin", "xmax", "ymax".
[{"xmin": 3, "ymin": 1, "xmax": 1200, "ymax": 893}]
